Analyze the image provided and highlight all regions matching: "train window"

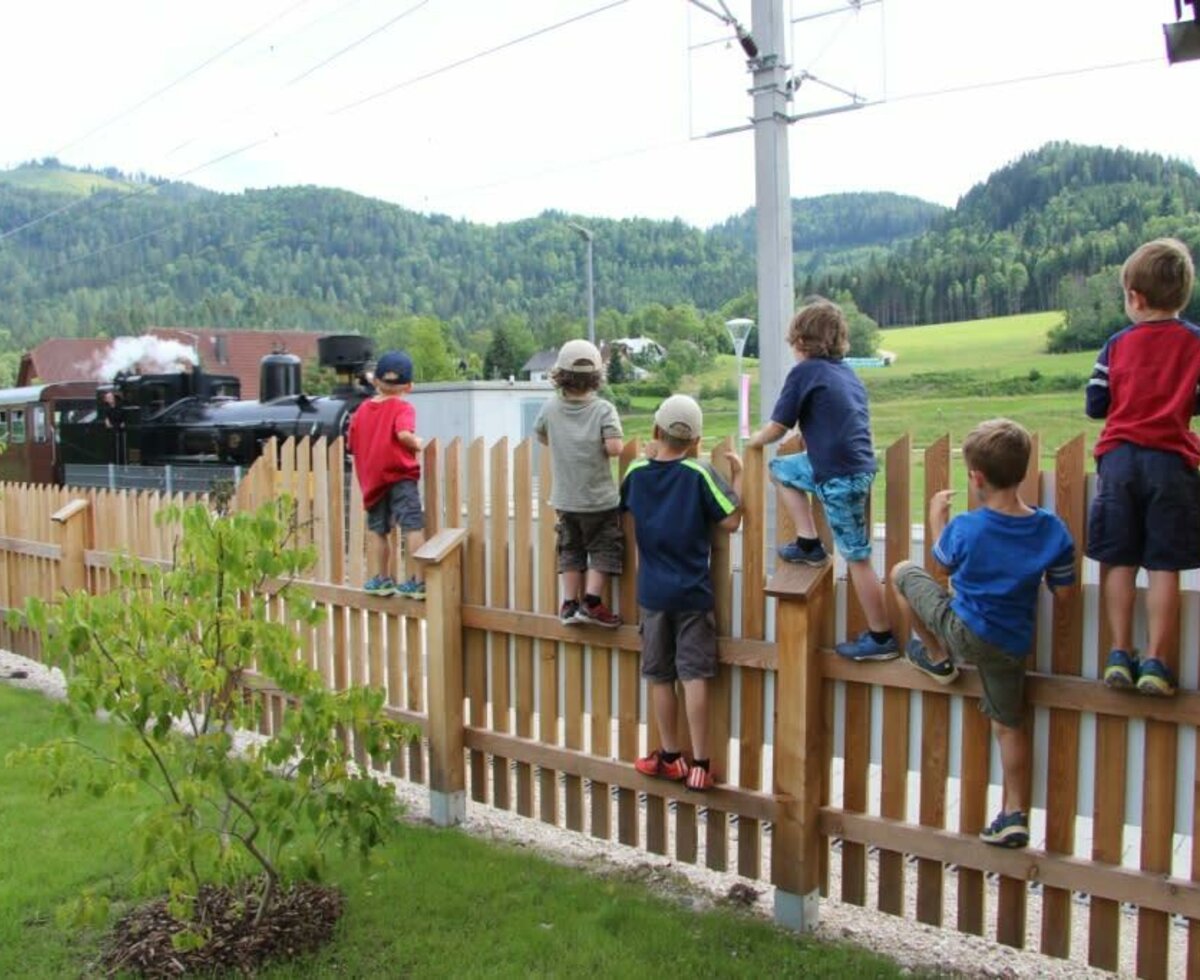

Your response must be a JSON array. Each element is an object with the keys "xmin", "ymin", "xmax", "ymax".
[
  {"xmin": 10, "ymin": 410, "xmax": 25, "ymax": 444},
  {"xmin": 32, "ymin": 406, "xmax": 47, "ymax": 443},
  {"xmin": 0, "ymin": 411, "xmax": 6, "ymax": 436}
]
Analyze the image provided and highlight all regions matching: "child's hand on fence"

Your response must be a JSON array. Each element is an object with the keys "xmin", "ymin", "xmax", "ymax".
[
  {"xmin": 723, "ymin": 452, "xmax": 742, "ymax": 474},
  {"xmin": 929, "ymin": 489, "xmax": 955, "ymax": 531},
  {"xmin": 644, "ymin": 440, "xmax": 661, "ymax": 460}
]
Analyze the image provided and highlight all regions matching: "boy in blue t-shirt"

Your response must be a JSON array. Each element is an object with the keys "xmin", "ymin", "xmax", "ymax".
[
  {"xmin": 891, "ymin": 418, "xmax": 1076, "ymax": 848},
  {"xmin": 621, "ymin": 395, "xmax": 742, "ymax": 792},
  {"xmin": 747, "ymin": 296, "xmax": 896, "ymax": 661}
]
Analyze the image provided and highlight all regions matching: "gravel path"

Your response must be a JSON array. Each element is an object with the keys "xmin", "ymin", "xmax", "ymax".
[{"xmin": 0, "ymin": 649, "xmax": 1151, "ymax": 977}]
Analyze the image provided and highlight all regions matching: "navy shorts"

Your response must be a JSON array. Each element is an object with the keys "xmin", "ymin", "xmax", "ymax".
[
  {"xmin": 1086, "ymin": 443, "xmax": 1200, "ymax": 571},
  {"xmin": 367, "ymin": 480, "xmax": 424, "ymax": 535}
]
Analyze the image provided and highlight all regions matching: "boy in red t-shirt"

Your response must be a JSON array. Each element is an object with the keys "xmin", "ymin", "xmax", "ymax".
[{"xmin": 347, "ymin": 350, "xmax": 426, "ymax": 599}]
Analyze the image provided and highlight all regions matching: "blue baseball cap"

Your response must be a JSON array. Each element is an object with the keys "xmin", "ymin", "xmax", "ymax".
[{"xmin": 374, "ymin": 350, "xmax": 413, "ymax": 384}]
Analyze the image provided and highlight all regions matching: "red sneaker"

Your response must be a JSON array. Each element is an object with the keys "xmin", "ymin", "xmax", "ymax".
[
  {"xmin": 574, "ymin": 600, "xmax": 622, "ymax": 628},
  {"xmin": 635, "ymin": 749, "xmax": 689, "ymax": 781},
  {"xmin": 685, "ymin": 765, "xmax": 714, "ymax": 791}
]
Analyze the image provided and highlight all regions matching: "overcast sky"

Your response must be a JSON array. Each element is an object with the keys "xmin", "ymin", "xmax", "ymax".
[{"xmin": 1, "ymin": 0, "xmax": 1194, "ymax": 229}]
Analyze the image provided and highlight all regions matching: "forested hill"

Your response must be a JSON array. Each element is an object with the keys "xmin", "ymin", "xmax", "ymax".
[
  {"xmin": 0, "ymin": 162, "xmax": 939, "ymax": 350},
  {"xmin": 806, "ymin": 143, "xmax": 1200, "ymax": 326},
  {"xmin": 1, "ymin": 143, "xmax": 1198, "ymax": 352}
]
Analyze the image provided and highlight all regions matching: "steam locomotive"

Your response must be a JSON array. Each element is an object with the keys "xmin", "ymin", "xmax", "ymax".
[{"xmin": 0, "ymin": 334, "xmax": 375, "ymax": 490}]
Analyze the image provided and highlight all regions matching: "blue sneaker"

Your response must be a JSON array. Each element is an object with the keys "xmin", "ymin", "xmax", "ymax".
[
  {"xmin": 364, "ymin": 575, "xmax": 396, "ymax": 596},
  {"xmin": 980, "ymin": 809, "xmax": 1029, "ymax": 848},
  {"xmin": 396, "ymin": 577, "xmax": 426, "ymax": 601},
  {"xmin": 904, "ymin": 637, "xmax": 959, "ymax": 684},
  {"xmin": 777, "ymin": 539, "xmax": 829, "ymax": 566},
  {"xmin": 1103, "ymin": 649, "xmax": 1137, "ymax": 689},
  {"xmin": 1136, "ymin": 657, "xmax": 1177, "ymax": 697},
  {"xmin": 835, "ymin": 630, "xmax": 900, "ymax": 661}
]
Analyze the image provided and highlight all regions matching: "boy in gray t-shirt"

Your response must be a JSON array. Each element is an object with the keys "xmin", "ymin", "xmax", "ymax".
[{"xmin": 534, "ymin": 339, "xmax": 624, "ymax": 627}]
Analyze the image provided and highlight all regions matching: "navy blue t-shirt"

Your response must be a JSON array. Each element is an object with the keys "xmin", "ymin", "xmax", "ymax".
[
  {"xmin": 770, "ymin": 358, "xmax": 876, "ymax": 484},
  {"xmin": 619, "ymin": 457, "xmax": 738, "ymax": 611}
]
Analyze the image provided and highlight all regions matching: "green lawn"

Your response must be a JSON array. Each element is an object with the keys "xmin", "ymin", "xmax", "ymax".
[{"xmin": 0, "ymin": 684, "xmax": 903, "ymax": 978}]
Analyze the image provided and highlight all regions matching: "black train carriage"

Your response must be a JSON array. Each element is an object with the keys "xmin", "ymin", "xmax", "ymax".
[{"xmin": 0, "ymin": 334, "xmax": 376, "ymax": 490}]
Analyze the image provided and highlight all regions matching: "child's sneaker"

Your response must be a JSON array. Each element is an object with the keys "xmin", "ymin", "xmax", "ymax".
[
  {"xmin": 835, "ymin": 630, "xmax": 900, "ymax": 661},
  {"xmin": 559, "ymin": 599, "xmax": 581, "ymax": 625},
  {"xmin": 634, "ymin": 749, "xmax": 689, "ymax": 782},
  {"xmin": 904, "ymin": 637, "xmax": 959, "ymax": 685},
  {"xmin": 1136, "ymin": 657, "xmax": 1177, "ymax": 697},
  {"xmin": 777, "ymin": 539, "xmax": 829, "ymax": 566},
  {"xmin": 685, "ymin": 765, "xmax": 715, "ymax": 791},
  {"xmin": 1103, "ymin": 648, "xmax": 1138, "ymax": 689},
  {"xmin": 364, "ymin": 575, "xmax": 396, "ymax": 596},
  {"xmin": 980, "ymin": 809, "xmax": 1029, "ymax": 848},
  {"xmin": 573, "ymin": 600, "xmax": 622, "ymax": 628},
  {"xmin": 396, "ymin": 577, "xmax": 426, "ymax": 601}
]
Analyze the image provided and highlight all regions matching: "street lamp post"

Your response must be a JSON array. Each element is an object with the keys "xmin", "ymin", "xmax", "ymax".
[
  {"xmin": 567, "ymin": 222, "xmax": 595, "ymax": 346},
  {"xmin": 725, "ymin": 318, "xmax": 754, "ymax": 450}
]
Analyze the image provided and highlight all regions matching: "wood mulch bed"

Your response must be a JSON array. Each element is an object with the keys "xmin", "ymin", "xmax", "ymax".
[{"xmin": 99, "ymin": 881, "xmax": 343, "ymax": 977}]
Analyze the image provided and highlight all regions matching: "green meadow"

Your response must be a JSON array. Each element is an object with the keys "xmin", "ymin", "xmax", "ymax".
[{"xmin": 619, "ymin": 310, "xmax": 1103, "ymax": 518}]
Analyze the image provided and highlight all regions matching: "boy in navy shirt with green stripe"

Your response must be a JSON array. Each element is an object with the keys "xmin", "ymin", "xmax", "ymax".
[{"xmin": 621, "ymin": 395, "xmax": 742, "ymax": 792}]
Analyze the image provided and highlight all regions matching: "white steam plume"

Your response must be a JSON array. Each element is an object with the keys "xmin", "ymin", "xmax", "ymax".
[{"xmin": 87, "ymin": 336, "xmax": 199, "ymax": 381}]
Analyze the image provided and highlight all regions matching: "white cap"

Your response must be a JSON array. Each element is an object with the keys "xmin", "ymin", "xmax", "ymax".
[
  {"xmin": 554, "ymin": 339, "xmax": 602, "ymax": 373},
  {"xmin": 654, "ymin": 394, "xmax": 703, "ymax": 440}
]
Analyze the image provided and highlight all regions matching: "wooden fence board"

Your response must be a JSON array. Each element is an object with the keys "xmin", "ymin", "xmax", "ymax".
[
  {"xmin": 705, "ymin": 438, "xmax": 734, "ymax": 871},
  {"xmin": 1041, "ymin": 437, "xmax": 1085, "ymax": 958},
  {"xmin": 490, "ymin": 439, "xmax": 511, "ymax": 812},
  {"xmin": 537, "ymin": 449, "xmax": 559, "ymax": 826},
  {"xmin": 616, "ymin": 441, "xmax": 640, "ymax": 847},
  {"xmin": 465, "ymin": 439, "xmax": 488, "ymax": 804},
  {"xmin": 513, "ymin": 440, "xmax": 536, "ymax": 818},
  {"xmin": 738, "ymin": 445, "xmax": 767, "ymax": 879},
  {"xmin": 879, "ymin": 435, "xmax": 911, "ymax": 917}
]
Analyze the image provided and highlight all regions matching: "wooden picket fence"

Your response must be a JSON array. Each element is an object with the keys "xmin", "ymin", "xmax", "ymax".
[{"xmin": 1, "ymin": 431, "xmax": 1198, "ymax": 978}]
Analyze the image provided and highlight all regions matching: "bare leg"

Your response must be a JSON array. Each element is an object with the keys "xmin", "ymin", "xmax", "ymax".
[
  {"xmin": 406, "ymin": 529, "xmax": 426, "ymax": 581},
  {"xmin": 368, "ymin": 531, "xmax": 390, "ymax": 581},
  {"xmin": 890, "ymin": 561, "xmax": 950, "ymax": 662},
  {"xmin": 561, "ymin": 569, "xmax": 584, "ymax": 604},
  {"xmin": 681, "ymin": 679, "xmax": 710, "ymax": 761},
  {"xmin": 776, "ymin": 482, "xmax": 818, "ymax": 538},
  {"xmin": 584, "ymin": 568, "xmax": 608, "ymax": 598},
  {"xmin": 650, "ymin": 682, "xmax": 681, "ymax": 751},
  {"xmin": 1103, "ymin": 564, "xmax": 1137, "ymax": 652},
  {"xmin": 1146, "ymin": 569, "xmax": 1180, "ymax": 671},
  {"xmin": 847, "ymin": 557, "xmax": 890, "ymax": 632},
  {"xmin": 993, "ymin": 719, "xmax": 1030, "ymax": 814}
]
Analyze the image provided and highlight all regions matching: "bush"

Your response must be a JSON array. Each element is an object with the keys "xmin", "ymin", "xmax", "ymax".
[
  {"xmin": 698, "ymin": 379, "xmax": 738, "ymax": 401},
  {"xmin": 11, "ymin": 496, "xmax": 415, "ymax": 936}
]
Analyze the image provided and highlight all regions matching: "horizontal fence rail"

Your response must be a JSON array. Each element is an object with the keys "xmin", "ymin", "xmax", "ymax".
[{"xmin": 1, "ymin": 430, "xmax": 1197, "ymax": 977}]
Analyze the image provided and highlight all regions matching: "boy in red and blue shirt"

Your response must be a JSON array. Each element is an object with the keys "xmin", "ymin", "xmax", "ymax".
[{"xmin": 1086, "ymin": 237, "xmax": 1200, "ymax": 696}]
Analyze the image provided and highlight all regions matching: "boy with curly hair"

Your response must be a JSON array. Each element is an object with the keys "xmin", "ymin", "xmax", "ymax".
[{"xmin": 747, "ymin": 296, "xmax": 896, "ymax": 660}]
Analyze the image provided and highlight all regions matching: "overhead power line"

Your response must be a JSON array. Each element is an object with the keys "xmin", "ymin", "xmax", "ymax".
[
  {"xmin": 5, "ymin": 0, "xmax": 632, "ymax": 275},
  {"xmin": 53, "ymin": 0, "xmax": 314, "ymax": 158}
]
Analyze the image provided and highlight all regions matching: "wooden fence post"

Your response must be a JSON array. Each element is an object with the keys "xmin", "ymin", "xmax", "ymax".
[
  {"xmin": 51, "ymin": 499, "xmax": 91, "ymax": 594},
  {"xmin": 416, "ymin": 527, "xmax": 469, "ymax": 827},
  {"xmin": 768, "ymin": 561, "xmax": 832, "ymax": 932}
]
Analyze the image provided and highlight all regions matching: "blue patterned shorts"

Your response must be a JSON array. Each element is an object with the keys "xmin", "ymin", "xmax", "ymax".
[{"xmin": 768, "ymin": 452, "xmax": 874, "ymax": 561}]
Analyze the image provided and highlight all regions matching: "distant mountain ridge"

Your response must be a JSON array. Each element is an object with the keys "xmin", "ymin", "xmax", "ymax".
[{"xmin": 0, "ymin": 142, "xmax": 1196, "ymax": 348}]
